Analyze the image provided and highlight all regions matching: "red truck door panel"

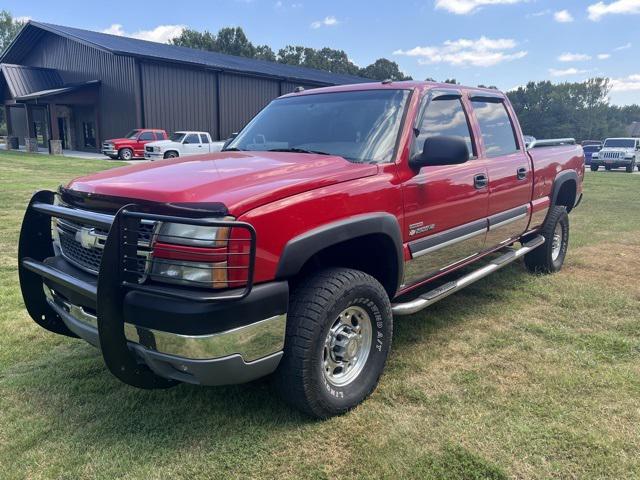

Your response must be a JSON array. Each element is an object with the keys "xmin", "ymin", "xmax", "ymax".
[
  {"xmin": 469, "ymin": 97, "xmax": 532, "ymax": 248},
  {"xmin": 401, "ymin": 92, "xmax": 489, "ymax": 289},
  {"xmin": 136, "ymin": 131, "xmax": 156, "ymax": 157}
]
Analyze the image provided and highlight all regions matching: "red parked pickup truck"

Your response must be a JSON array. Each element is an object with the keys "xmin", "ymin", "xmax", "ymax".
[
  {"xmin": 101, "ymin": 129, "xmax": 168, "ymax": 160},
  {"xmin": 19, "ymin": 81, "xmax": 584, "ymax": 418}
]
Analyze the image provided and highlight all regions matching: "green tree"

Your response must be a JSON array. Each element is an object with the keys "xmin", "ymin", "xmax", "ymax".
[
  {"xmin": 0, "ymin": 10, "xmax": 26, "ymax": 135},
  {"xmin": 169, "ymin": 28, "xmax": 217, "ymax": 51},
  {"xmin": 359, "ymin": 58, "xmax": 412, "ymax": 81}
]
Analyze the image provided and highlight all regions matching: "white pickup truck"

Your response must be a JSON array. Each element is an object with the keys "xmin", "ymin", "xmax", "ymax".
[{"xmin": 144, "ymin": 131, "xmax": 225, "ymax": 160}]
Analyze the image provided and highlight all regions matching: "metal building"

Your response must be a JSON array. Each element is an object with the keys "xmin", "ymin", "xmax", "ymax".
[{"xmin": 0, "ymin": 21, "xmax": 367, "ymax": 153}]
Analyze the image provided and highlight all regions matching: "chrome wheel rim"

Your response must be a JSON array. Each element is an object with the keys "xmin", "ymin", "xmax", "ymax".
[
  {"xmin": 322, "ymin": 306, "xmax": 372, "ymax": 387},
  {"xmin": 122, "ymin": 150, "xmax": 132, "ymax": 160},
  {"xmin": 551, "ymin": 223, "xmax": 563, "ymax": 261}
]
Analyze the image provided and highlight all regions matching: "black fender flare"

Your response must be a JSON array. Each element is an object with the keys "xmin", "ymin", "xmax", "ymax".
[
  {"xmin": 551, "ymin": 169, "xmax": 579, "ymax": 210},
  {"xmin": 275, "ymin": 213, "xmax": 404, "ymax": 296}
]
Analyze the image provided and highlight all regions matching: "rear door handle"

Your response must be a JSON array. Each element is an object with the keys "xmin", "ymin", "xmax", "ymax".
[
  {"xmin": 474, "ymin": 173, "xmax": 488, "ymax": 189},
  {"xmin": 517, "ymin": 167, "xmax": 527, "ymax": 180}
]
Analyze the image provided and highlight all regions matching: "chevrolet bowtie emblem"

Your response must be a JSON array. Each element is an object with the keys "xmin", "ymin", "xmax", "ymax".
[{"xmin": 76, "ymin": 227, "xmax": 99, "ymax": 249}]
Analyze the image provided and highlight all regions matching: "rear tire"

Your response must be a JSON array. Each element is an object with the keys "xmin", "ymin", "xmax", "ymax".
[
  {"xmin": 524, "ymin": 206, "xmax": 569, "ymax": 274},
  {"xmin": 118, "ymin": 148, "xmax": 133, "ymax": 161},
  {"xmin": 590, "ymin": 165, "xmax": 599, "ymax": 172},
  {"xmin": 275, "ymin": 268, "xmax": 392, "ymax": 418}
]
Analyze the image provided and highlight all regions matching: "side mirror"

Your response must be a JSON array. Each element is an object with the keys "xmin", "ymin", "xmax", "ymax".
[{"xmin": 410, "ymin": 136, "xmax": 470, "ymax": 169}]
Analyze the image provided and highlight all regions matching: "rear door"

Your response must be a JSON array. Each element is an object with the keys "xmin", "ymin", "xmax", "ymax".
[
  {"xmin": 401, "ymin": 90, "xmax": 489, "ymax": 289},
  {"xmin": 136, "ymin": 131, "xmax": 156, "ymax": 157},
  {"xmin": 199, "ymin": 133, "xmax": 211, "ymax": 152},
  {"xmin": 469, "ymin": 94, "xmax": 532, "ymax": 248}
]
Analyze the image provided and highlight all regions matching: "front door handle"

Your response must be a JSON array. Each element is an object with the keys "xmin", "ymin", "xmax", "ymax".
[
  {"xmin": 517, "ymin": 166, "xmax": 527, "ymax": 180},
  {"xmin": 474, "ymin": 173, "xmax": 488, "ymax": 189}
]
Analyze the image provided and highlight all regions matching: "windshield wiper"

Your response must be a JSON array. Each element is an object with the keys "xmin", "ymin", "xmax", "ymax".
[{"xmin": 268, "ymin": 148, "xmax": 331, "ymax": 155}]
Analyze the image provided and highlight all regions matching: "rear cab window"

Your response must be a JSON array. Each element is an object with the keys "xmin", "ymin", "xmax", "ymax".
[
  {"xmin": 412, "ymin": 92, "xmax": 476, "ymax": 160},
  {"xmin": 199, "ymin": 134, "xmax": 210, "ymax": 144},
  {"xmin": 470, "ymin": 98, "xmax": 520, "ymax": 157}
]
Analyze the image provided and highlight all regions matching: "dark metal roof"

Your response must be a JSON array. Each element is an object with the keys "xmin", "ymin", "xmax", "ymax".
[
  {"xmin": 0, "ymin": 63, "xmax": 63, "ymax": 98},
  {"xmin": 1, "ymin": 21, "xmax": 370, "ymax": 86},
  {"xmin": 15, "ymin": 80, "xmax": 100, "ymax": 101}
]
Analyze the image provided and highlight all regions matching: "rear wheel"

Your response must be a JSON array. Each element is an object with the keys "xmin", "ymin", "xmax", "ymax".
[
  {"xmin": 524, "ymin": 206, "xmax": 569, "ymax": 274},
  {"xmin": 275, "ymin": 268, "xmax": 392, "ymax": 418},
  {"xmin": 118, "ymin": 148, "xmax": 133, "ymax": 161},
  {"xmin": 590, "ymin": 165, "xmax": 599, "ymax": 172}
]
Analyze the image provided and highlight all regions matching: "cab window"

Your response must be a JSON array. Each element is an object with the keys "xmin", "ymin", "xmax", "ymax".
[
  {"xmin": 471, "ymin": 100, "xmax": 519, "ymax": 157},
  {"xmin": 138, "ymin": 132, "xmax": 154, "ymax": 141},
  {"xmin": 412, "ymin": 97, "xmax": 475, "ymax": 159},
  {"xmin": 184, "ymin": 134, "xmax": 200, "ymax": 144}
]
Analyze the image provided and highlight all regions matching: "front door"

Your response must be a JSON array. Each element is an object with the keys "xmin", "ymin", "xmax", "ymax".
[
  {"xmin": 469, "ymin": 96, "xmax": 532, "ymax": 248},
  {"xmin": 401, "ymin": 91, "xmax": 489, "ymax": 289},
  {"xmin": 136, "ymin": 131, "xmax": 156, "ymax": 157},
  {"xmin": 182, "ymin": 133, "xmax": 203, "ymax": 155}
]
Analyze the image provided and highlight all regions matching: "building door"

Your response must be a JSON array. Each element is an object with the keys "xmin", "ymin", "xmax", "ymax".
[
  {"xmin": 82, "ymin": 121, "xmax": 96, "ymax": 149},
  {"xmin": 57, "ymin": 117, "xmax": 68, "ymax": 149}
]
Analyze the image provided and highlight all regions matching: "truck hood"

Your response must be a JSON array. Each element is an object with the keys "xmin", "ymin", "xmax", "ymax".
[
  {"xmin": 599, "ymin": 147, "xmax": 634, "ymax": 153},
  {"xmin": 145, "ymin": 140, "xmax": 177, "ymax": 148},
  {"xmin": 105, "ymin": 138, "xmax": 135, "ymax": 144},
  {"xmin": 67, "ymin": 151, "xmax": 378, "ymax": 215}
]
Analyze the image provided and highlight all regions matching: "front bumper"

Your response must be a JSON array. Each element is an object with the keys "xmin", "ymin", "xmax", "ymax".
[
  {"xmin": 18, "ymin": 190, "xmax": 285, "ymax": 388},
  {"xmin": 591, "ymin": 158, "xmax": 633, "ymax": 168},
  {"xmin": 101, "ymin": 148, "xmax": 118, "ymax": 156},
  {"xmin": 44, "ymin": 285, "xmax": 285, "ymax": 385},
  {"xmin": 144, "ymin": 152, "xmax": 163, "ymax": 160}
]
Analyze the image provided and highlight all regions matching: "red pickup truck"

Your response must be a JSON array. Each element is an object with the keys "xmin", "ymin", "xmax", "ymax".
[
  {"xmin": 101, "ymin": 129, "xmax": 168, "ymax": 160},
  {"xmin": 18, "ymin": 81, "xmax": 583, "ymax": 418}
]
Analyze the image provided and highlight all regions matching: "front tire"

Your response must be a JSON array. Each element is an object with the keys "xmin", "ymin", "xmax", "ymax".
[
  {"xmin": 118, "ymin": 148, "xmax": 133, "ymax": 161},
  {"xmin": 626, "ymin": 162, "xmax": 635, "ymax": 173},
  {"xmin": 164, "ymin": 151, "xmax": 178, "ymax": 159},
  {"xmin": 590, "ymin": 165, "xmax": 599, "ymax": 172},
  {"xmin": 524, "ymin": 205, "xmax": 569, "ymax": 274},
  {"xmin": 275, "ymin": 268, "xmax": 392, "ymax": 418},
  {"xmin": 605, "ymin": 165, "xmax": 612, "ymax": 171}
]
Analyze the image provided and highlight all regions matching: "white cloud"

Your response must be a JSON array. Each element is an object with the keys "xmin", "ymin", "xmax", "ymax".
[
  {"xmin": 558, "ymin": 53, "xmax": 592, "ymax": 62},
  {"xmin": 102, "ymin": 24, "xmax": 185, "ymax": 43},
  {"xmin": 614, "ymin": 42, "xmax": 632, "ymax": 50},
  {"xmin": 598, "ymin": 53, "xmax": 611, "ymax": 59},
  {"xmin": 610, "ymin": 73, "xmax": 640, "ymax": 91},
  {"xmin": 588, "ymin": 0, "xmax": 640, "ymax": 21},
  {"xmin": 554, "ymin": 10, "xmax": 574, "ymax": 22},
  {"xmin": 549, "ymin": 67, "xmax": 589, "ymax": 77},
  {"xmin": 528, "ymin": 9, "xmax": 551, "ymax": 17},
  {"xmin": 434, "ymin": 0, "xmax": 523, "ymax": 15},
  {"xmin": 394, "ymin": 36, "xmax": 527, "ymax": 67},
  {"xmin": 310, "ymin": 16, "xmax": 339, "ymax": 29}
]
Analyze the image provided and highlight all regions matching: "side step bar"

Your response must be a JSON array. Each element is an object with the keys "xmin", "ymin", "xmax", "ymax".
[{"xmin": 392, "ymin": 235, "xmax": 545, "ymax": 316}]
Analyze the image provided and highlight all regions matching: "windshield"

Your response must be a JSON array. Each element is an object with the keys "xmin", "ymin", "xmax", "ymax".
[
  {"xmin": 125, "ymin": 130, "xmax": 140, "ymax": 139},
  {"xmin": 170, "ymin": 132, "xmax": 186, "ymax": 142},
  {"xmin": 604, "ymin": 139, "xmax": 635, "ymax": 148},
  {"xmin": 226, "ymin": 89, "xmax": 411, "ymax": 163}
]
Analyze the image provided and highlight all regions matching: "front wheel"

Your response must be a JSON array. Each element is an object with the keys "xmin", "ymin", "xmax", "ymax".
[
  {"xmin": 590, "ymin": 165, "xmax": 599, "ymax": 172},
  {"xmin": 275, "ymin": 268, "xmax": 392, "ymax": 418},
  {"xmin": 626, "ymin": 162, "xmax": 636, "ymax": 173},
  {"xmin": 605, "ymin": 165, "xmax": 612, "ymax": 171},
  {"xmin": 524, "ymin": 205, "xmax": 569, "ymax": 274},
  {"xmin": 118, "ymin": 148, "xmax": 133, "ymax": 161},
  {"xmin": 164, "ymin": 151, "xmax": 178, "ymax": 159}
]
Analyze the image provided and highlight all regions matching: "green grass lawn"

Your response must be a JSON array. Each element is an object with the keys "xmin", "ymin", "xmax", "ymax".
[{"xmin": 1, "ymin": 150, "xmax": 639, "ymax": 479}]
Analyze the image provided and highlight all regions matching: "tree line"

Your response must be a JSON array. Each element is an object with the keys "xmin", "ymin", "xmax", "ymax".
[
  {"xmin": 0, "ymin": 11, "xmax": 638, "ymax": 141},
  {"xmin": 170, "ymin": 26, "xmax": 412, "ymax": 81}
]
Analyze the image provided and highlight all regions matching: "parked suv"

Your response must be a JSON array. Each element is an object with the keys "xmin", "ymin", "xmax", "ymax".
[
  {"xmin": 590, "ymin": 138, "xmax": 639, "ymax": 172},
  {"xmin": 102, "ymin": 129, "xmax": 167, "ymax": 160},
  {"xmin": 18, "ymin": 82, "xmax": 583, "ymax": 418}
]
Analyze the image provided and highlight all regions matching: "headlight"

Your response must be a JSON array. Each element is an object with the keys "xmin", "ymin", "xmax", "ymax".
[
  {"xmin": 154, "ymin": 146, "xmax": 162, "ymax": 152},
  {"xmin": 155, "ymin": 222, "xmax": 229, "ymax": 247},
  {"xmin": 624, "ymin": 152, "xmax": 634, "ymax": 159},
  {"xmin": 592, "ymin": 153, "xmax": 599, "ymax": 159},
  {"xmin": 150, "ymin": 221, "xmax": 231, "ymax": 288}
]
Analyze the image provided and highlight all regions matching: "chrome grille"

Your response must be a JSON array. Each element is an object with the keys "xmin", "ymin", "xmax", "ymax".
[
  {"xmin": 55, "ymin": 215, "xmax": 155, "ymax": 276},
  {"xmin": 602, "ymin": 151, "xmax": 623, "ymax": 160},
  {"xmin": 145, "ymin": 146, "xmax": 154, "ymax": 153}
]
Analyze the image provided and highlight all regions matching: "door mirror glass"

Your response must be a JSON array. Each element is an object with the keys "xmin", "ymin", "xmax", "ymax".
[{"xmin": 410, "ymin": 136, "xmax": 470, "ymax": 169}]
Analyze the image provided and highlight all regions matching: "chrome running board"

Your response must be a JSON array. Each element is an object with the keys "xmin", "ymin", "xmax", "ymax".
[{"xmin": 392, "ymin": 235, "xmax": 545, "ymax": 316}]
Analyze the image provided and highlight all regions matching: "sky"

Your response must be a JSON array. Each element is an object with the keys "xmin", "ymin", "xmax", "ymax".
[{"xmin": 6, "ymin": 0, "xmax": 640, "ymax": 105}]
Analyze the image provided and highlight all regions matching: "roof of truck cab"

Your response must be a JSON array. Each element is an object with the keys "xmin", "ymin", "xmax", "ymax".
[{"xmin": 279, "ymin": 80, "xmax": 506, "ymax": 98}]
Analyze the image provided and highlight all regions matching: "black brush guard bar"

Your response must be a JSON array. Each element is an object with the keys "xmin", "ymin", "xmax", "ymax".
[{"xmin": 18, "ymin": 190, "xmax": 256, "ymax": 389}]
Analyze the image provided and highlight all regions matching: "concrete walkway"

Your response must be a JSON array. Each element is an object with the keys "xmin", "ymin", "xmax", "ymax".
[{"xmin": 12, "ymin": 146, "xmax": 148, "ymax": 164}]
